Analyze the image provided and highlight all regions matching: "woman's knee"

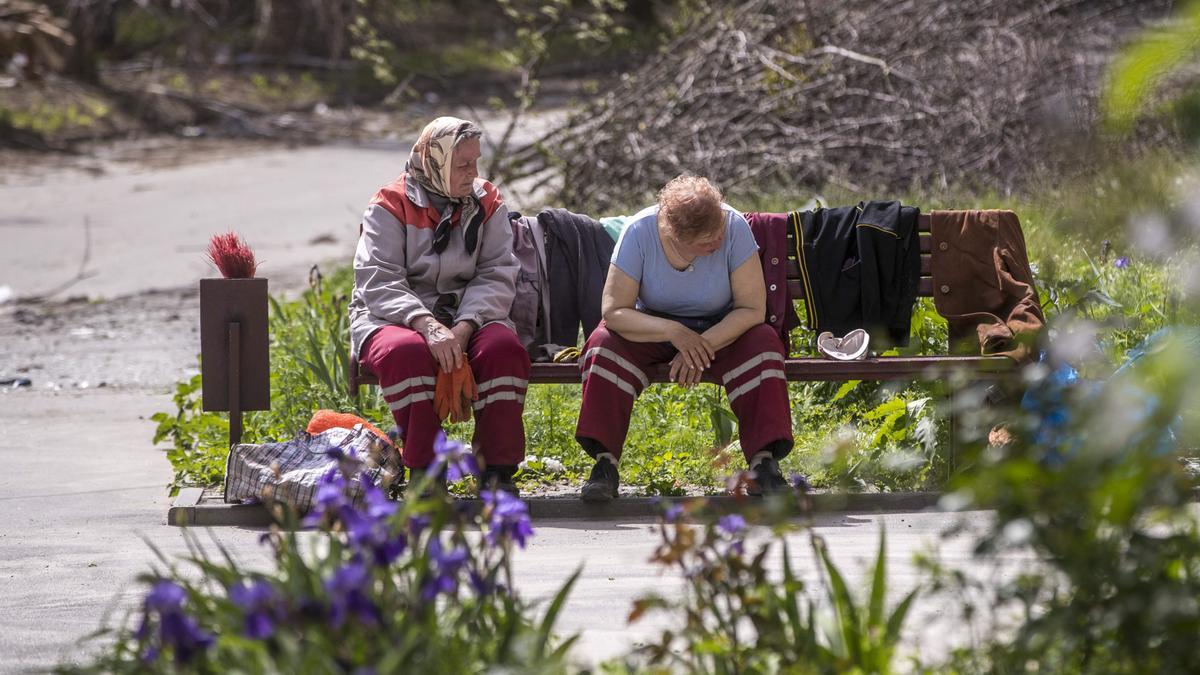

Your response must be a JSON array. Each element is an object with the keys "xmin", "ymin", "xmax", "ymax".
[
  {"xmin": 583, "ymin": 324, "xmax": 628, "ymax": 352},
  {"xmin": 364, "ymin": 327, "xmax": 433, "ymax": 372},
  {"xmin": 741, "ymin": 323, "xmax": 785, "ymax": 352},
  {"xmin": 473, "ymin": 324, "xmax": 530, "ymax": 367}
]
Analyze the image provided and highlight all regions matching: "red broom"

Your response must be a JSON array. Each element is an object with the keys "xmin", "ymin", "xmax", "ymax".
[{"xmin": 206, "ymin": 231, "xmax": 258, "ymax": 279}]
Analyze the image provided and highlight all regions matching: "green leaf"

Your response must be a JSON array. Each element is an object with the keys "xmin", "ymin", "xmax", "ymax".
[
  {"xmin": 885, "ymin": 589, "xmax": 919, "ymax": 647},
  {"xmin": 832, "ymin": 379, "xmax": 862, "ymax": 402},
  {"xmin": 536, "ymin": 567, "xmax": 580, "ymax": 657},
  {"xmin": 815, "ymin": 536, "xmax": 863, "ymax": 664},
  {"xmin": 867, "ymin": 528, "xmax": 887, "ymax": 631}
]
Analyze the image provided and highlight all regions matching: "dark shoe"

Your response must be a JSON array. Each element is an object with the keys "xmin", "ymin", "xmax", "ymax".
[
  {"xmin": 581, "ymin": 455, "xmax": 620, "ymax": 502},
  {"xmin": 480, "ymin": 465, "xmax": 520, "ymax": 497},
  {"xmin": 748, "ymin": 456, "xmax": 789, "ymax": 496}
]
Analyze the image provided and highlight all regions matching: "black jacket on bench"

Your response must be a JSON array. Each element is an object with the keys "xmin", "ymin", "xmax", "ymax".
[
  {"xmin": 537, "ymin": 208, "xmax": 616, "ymax": 347},
  {"xmin": 793, "ymin": 201, "xmax": 921, "ymax": 347}
]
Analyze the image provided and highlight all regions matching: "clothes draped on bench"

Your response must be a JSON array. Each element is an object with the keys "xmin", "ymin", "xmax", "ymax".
[
  {"xmin": 536, "ymin": 208, "xmax": 616, "ymax": 349},
  {"xmin": 389, "ymin": 203, "xmax": 1045, "ymax": 374},
  {"xmin": 929, "ymin": 210, "xmax": 1045, "ymax": 364},
  {"xmin": 790, "ymin": 201, "xmax": 922, "ymax": 347}
]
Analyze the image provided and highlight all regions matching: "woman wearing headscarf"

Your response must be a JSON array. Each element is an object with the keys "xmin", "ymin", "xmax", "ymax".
[
  {"xmin": 349, "ymin": 117, "xmax": 529, "ymax": 493},
  {"xmin": 575, "ymin": 175, "xmax": 793, "ymax": 501}
]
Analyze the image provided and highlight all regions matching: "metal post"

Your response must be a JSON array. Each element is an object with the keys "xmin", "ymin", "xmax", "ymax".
[{"xmin": 229, "ymin": 321, "xmax": 242, "ymax": 447}]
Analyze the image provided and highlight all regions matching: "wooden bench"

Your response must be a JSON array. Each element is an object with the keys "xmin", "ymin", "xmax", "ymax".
[{"xmin": 348, "ymin": 213, "xmax": 1014, "ymax": 391}]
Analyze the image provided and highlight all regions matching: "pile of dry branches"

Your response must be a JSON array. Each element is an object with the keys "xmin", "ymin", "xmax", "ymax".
[
  {"xmin": 501, "ymin": 0, "xmax": 1172, "ymax": 211},
  {"xmin": 0, "ymin": 1, "xmax": 73, "ymax": 78}
]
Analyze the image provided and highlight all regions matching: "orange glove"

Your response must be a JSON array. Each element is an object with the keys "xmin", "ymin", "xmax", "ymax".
[
  {"xmin": 449, "ymin": 364, "xmax": 477, "ymax": 423},
  {"xmin": 434, "ymin": 362, "xmax": 478, "ymax": 423},
  {"xmin": 434, "ymin": 368, "xmax": 455, "ymax": 422}
]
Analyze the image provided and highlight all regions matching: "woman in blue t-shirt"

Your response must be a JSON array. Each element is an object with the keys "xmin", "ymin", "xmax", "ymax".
[{"xmin": 574, "ymin": 175, "xmax": 794, "ymax": 501}]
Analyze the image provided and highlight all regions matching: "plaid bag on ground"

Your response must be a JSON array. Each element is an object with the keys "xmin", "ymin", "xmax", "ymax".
[{"xmin": 224, "ymin": 426, "xmax": 398, "ymax": 512}]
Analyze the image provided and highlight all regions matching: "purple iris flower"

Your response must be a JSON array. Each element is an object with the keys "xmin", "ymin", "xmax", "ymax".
[
  {"xmin": 482, "ymin": 489, "xmax": 534, "ymax": 549},
  {"xmin": 326, "ymin": 445, "xmax": 365, "ymax": 476},
  {"xmin": 303, "ymin": 467, "xmax": 349, "ymax": 527},
  {"xmin": 663, "ymin": 503, "xmax": 685, "ymax": 523},
  {"xmin": 421, "ymin": 537, "xmax": 469, "ymax": 601},
  {"xmin": 408, "ymin": 513, "xmax": 431, "ymax": 538},
  {"xmin": 143, "ymin": 580, "xmax": 186, "ymax": 613},
  {"xmin": 1114, "ymin": 256, "xmax": 1131, "ymax": 269},
  {"xmin": 468, "ymin": 569, "xmax": 492, "ymax": 597},
  {"xmin": 137, "ymin": 580, "xmax": 214, "ymax": 664},
  {"xmin": 325, "ymin": 561, "xmax": 379, "ymax": 627},
  {"xmin": 359, "ymin": 474, "xmax": 397, "ymax": 520},
  {"xmin": 229, "ymin": 579, "xmax": 279, "ymax": 639},
  {"xmin": 340, "ymin": 505, "xmax": 407, "ymax": 567},
  {"xmin": 432, "ymin": 432, "xmax": 479, "ymax": 482},
  {"xmin": 717, "ymin": 514, "xmax": 747, "ymax": 537},
  {"xmin": 790, "ymin": 472, "xmax": 813, "ymax": 493}
]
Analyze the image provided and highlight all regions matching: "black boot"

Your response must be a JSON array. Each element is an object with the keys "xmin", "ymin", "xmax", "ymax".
[
  {"xmin": 581, "ymin": 454, "xmax": 620, "ymax": 502},
  {"xmin": 480, "ymin": 465, "xmax": 519, "ymax": 497},
  {"xmin": 748, "ymin": 455, "xmax": 789, "ymax": 496}
]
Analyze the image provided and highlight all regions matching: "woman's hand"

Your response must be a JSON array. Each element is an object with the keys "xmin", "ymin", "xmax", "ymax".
[
  {"xmin": 450, "ymin": 321, "xmax": 475, "ymax": 354},
  {"xmin": 669, "ymin": 352, "xmax": 704, "ymax": 388},
  {"xmin": 668, "ymin": 322, "xmax": 715, "ymax": 372},
  {"xmin": 414, "ymin": 316, "xmax": 464, "ymax": 373}
]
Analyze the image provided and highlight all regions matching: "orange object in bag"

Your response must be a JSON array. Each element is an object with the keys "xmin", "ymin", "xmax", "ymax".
[{"xmin": 306, "ymin": 410, "xmax": 391, "ymax": 444}]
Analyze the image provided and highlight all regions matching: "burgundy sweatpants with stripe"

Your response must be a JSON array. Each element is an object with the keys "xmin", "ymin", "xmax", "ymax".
[
  {"xmin": 360, "ymin": 323, "xmax": 530, "ymax": 469},
  {"xmin": 575, "ymin": 322, "xmax": 794, "ymax": 463}
]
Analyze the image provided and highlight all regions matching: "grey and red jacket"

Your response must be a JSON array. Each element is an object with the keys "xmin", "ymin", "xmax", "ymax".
[{"xmin": 349, "ymin": 173, "xmax": 518, "ymax": 361}]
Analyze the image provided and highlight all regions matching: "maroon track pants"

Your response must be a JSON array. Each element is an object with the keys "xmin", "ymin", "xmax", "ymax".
[
  {"xmin": 575, "ymin": 322, "xmax": 794, "ymax": 463},
  {"xmin": 360, "ymin": 323, "xmax": 530, "ymax": 469}
]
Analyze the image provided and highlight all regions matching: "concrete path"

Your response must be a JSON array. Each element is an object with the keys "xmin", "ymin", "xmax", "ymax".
[{"xmin": 0, "ymin": 386, "xmax": 1006, "ymax": 671}]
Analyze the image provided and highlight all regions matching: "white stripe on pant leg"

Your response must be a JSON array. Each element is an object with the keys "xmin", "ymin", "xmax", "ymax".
[
  {"xmin": 721, "ymin": 352, "xmax": 785, "ymax": 385},
  {"xmin": 380, "ymin": 376, "xmax": 437, "ymax": 398},
  {"xmin": 386, "ymin": 390, "xmax": 435, "ymax": 411},
  {"xmin": 472, "ymin": 390, "xmax": 527, "ymax": 411},
  {"xmin": 583, "ymin": 347, "xmax": 649, "ymax": 389},
  {"xmin": 583, "ymin": 364, "xmax": 639, "ymax": 398},
  {"xmin": 726, "ymin": 369, "xmax": 786, "ymax": 404},
  {"xmin": 476, "ymin": 376, "xmax": 529, "ymax": 394}
]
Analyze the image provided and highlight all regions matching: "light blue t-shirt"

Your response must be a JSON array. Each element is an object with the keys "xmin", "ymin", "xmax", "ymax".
[{"xmin": 611, "ymin": 204, "xmax": 758, "ymax": 319}]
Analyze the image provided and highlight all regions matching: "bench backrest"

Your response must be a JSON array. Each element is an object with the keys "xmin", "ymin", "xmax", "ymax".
[{"xmin": 784, "ymin": 213, "xmax": 935, "ymax": 302}]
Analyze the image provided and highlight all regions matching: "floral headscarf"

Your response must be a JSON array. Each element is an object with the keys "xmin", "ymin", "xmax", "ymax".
[{"xmin": 406, "ymin": 117, "xmax": 484, "ymax": 254}]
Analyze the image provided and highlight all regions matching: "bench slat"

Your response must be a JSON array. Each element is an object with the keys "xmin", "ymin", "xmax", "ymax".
[{"xmin": 352, "ymin": 355, "xmax": 1010, "ymax": 391}]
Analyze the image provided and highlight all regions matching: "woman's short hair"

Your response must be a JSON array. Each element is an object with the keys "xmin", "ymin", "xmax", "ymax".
[{"xmin": 658, "ymin": 175, "xmax": 725, "ymax": 242}]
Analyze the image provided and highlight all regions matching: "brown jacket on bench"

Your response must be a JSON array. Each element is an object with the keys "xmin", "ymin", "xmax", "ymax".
[{"xmin": 930, "ymin": 210, "xmax": 1045, "ymax": 364}]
